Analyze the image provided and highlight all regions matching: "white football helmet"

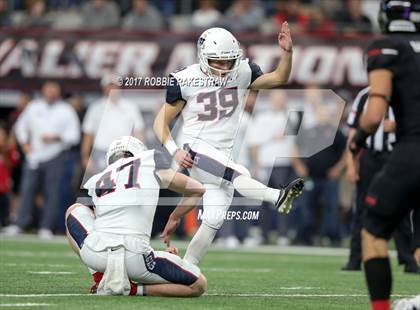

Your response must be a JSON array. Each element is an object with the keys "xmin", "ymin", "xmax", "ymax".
[
  {"xmin": 105, "ymin": 136, "xmax": 147, "ymax": 166},
  {"xmin": 197, "ymin": 27, "xmax": 243, "ymax": 80}
]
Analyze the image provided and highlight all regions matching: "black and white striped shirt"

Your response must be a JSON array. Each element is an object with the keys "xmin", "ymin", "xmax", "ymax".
[{"xmin": 347, "ymin": 87, "xmax": 396, "ymax": 152}]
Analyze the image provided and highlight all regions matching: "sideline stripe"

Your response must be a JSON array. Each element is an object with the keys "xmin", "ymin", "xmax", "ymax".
[{"xmin": 1, "ymin": 235, "xmax": 399, "ymax": 258}]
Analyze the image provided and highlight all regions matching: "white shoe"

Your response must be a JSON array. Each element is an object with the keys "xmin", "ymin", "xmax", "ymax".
[
  {"xmin": 213, "ymin": 237, "xmax": 225, "ymax": 247},
  {"xmin": 243, "ymin": 226, "xmax": 263, "ymax": 247},
  {"xmin": 2, "ymin": 225, "xmax": 22, "ymax": 236},
  {"xmin": 223, "ymin": 236, "xmax": 240, "ymax": 249},
  {"xmin": 243, "ymin": 236, "xmax": 262, "ymax": 247},
  {"xmin": 393, "ymin": 295, "xmax": 420, "ymax": 310},
  {"xmin": 277, "ymin": 236, "xmax": 290, "ymax": 247},
  {"xmin": 38, "ymin": 228, "xmax": 53, "ymax": 240}
]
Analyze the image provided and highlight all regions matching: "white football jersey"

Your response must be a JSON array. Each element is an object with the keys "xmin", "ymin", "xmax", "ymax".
[
  {"xmin": 83, "ymin": 150, "xmax": 168, "ymax": 241},
  {"xmin": 167, "ymin": 59, "xmax": 263, "ymax": 151}
]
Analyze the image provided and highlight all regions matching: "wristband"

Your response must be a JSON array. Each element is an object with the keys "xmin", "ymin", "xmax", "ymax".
[{"xmin": 164, "ymin": 139, "xmax": 179, "ymax": 156}]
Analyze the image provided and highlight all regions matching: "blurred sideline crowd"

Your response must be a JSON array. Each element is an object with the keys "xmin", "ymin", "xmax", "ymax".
[
  {"xmin": 0, "ymin": 0, "xmax": 377, "ymax": 34},
  {"xmin": 0, "ymin": 77, "xmax": 354, "ymax": 248}
]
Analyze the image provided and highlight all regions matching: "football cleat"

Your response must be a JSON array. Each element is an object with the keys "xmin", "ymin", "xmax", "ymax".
[
  {"xmin": 89, "ymin": 272, "xmax": 103, "ymax": 294},
  {"xmin": 90, "ymin": 283, "xmax": 98, "ymax": 294},
  {"xmin": 392, "ymin": 295, "xmax": 420, "ymax": 310},
  {"xmin": 275, "ymin": 178, "xmax": 304, "ymax": 214}
]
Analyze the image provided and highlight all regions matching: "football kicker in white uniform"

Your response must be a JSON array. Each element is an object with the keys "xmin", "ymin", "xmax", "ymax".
[
  {"xmin": 65, "ymin": 136, "xmax": 207, "ymax": 297},
  {"xmin": 154, "ymin": 23, "xmax": 304, "ymax": 265}
]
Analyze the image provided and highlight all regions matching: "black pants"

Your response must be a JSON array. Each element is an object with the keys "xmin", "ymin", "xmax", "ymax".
[
  {"xmin": 347, "ymin": 149, "xmax": 415, "ymax": 266},
  {"xmin": 0, "ymin": 193, "xmax": 10, "ymax": 226},
  {"xmin": 413, "ymin": 207, "xmax": 420, "ymax": 251}
]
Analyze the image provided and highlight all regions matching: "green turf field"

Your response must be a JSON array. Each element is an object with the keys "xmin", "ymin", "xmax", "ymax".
[{"xmin": 0, "ymin": 236, "xmax": 418, "ymax": 309}]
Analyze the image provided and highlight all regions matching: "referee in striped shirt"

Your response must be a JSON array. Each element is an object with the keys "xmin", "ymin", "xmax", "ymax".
[{"xmin": 342, "ymin": 87, "xmax": 418, "ymax": 273}]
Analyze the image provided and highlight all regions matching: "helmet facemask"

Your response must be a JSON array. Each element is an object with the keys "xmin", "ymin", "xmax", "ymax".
[{"xmin": 199, "ymin": 51, "xmax": 243, "ymax": 81}]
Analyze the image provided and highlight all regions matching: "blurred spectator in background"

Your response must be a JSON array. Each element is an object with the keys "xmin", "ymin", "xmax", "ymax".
[
  {"xmin": 313, "ymin": 0, "xmax": 343, "ymax": 16},
  {"xmin": 7, "ymin": 93, "xmax": 30, "ymax": 129},
  {"xmin": 82, "ymin": 0, "xmax": 120, "ymax": 29},
  {"xmin": 306, "ymin": 6, "xmax": 335, "ymax": 36},
  {"xmin": 152, "ymin": 0, "xmax": 175, "ymax": 18},
  {"xmin": 81, "ymin": 74, "xmax": 145, "ymax": 180},
  {"xmin": 67, "ymin": 95, "xmax": 85, "ymax": 198},
  {"xmin": 191, "ymin": 0, "xmax": 221, "ymax": 30},
  {"xmin": 0, "ymin": 0, "xmax": 11, "ymax": 27},
  {"xmin": 123, "ymin": 0, "xmax": 163, "ymax": 30},
  {"xmin": 223, "ymin": 0, "xmax": 264, "ymax": 32},
  {"xmin": 2, "ymin": 81, "xmax": 80, "ymax": 239},
  {"xmin": 20, "ymin": 0, "xmax": 52, "ymax": 27},
  {"xmin": 56, "ymin": 94, "xmax": 85, "ymax": 233},
  {"xmin": 0, "ymin": 122, "xmax": 19, "ymax": 227},
  {"xmin": 69, "ymin": 94, "xmax": 86, "ymax": 125},
  {"xmin": 48, "ymin": 0, "xmax": 83, "ymax": 9},
  {"xmin": 7, "ymin": 93, "xmax": 30, "ymax": 222},
  {"xmin": 292, "ymin": 95, "xmax": 346, "ymax": 246},
  {"xmin": 335, "ymin": 0, "xmax": 372, "ymax": 34},
  {"xmin": 248, "ymin": 91, "xmax": 297, "ymax": 245},
  {"xmin": 272, "ymin": 0, "xmax": 309, "ymax": 34}
]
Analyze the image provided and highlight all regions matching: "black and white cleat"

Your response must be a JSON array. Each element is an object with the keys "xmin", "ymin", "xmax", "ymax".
[{"xmin": 275, "ymin": 178, "xmax": 304, "ymax": 214}]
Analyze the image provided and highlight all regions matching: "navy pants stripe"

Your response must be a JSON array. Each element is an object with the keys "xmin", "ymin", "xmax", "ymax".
[
  {"xmin": 66, "ymin": 214, "xmax": 88, "ymax": 249},
  {"xmin": 185, "ymin": 145, "xmax": 241, "ymax": 182},
  {"xmin": 143, "ymin": 252, "xmax": 198, "ymax": 286}
]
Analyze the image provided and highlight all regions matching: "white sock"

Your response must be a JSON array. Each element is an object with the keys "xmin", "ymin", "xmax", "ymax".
[
  {"xmin": 232, "ymin": 174, "xmax": 281, "ymax": 205},
  {"xmin": 184, "ymin": 224, "xmax": 218, "ymax": 265},
  {"xmin": 136, "ymin": 284, "xmax": 144, "ymax": 296}
]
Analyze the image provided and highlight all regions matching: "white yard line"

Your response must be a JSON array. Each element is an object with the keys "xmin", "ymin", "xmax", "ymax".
[
  {"xmin": 0, "ymin": 293, "xmax": 414, "ymax": 298},
  {"xmin": 202, "ymin": 267, "xmax": 271, "ymax": 273},
  {"xmin": 27, "ymin": 271, "xmax": 75, "ymax": 275},
  {"xmin": 0, "ymin": 303, "xmax": 52, "ymax": 307},
  {"xmin": 205, "ymin": 293, "xmax": 415, "ymax": 298},
  {"xmin": 0, "ymin": 251, "xmax": 76, "ymax": 258},
  {"xmin": 0, "ymin": 294, "xmax": 90, "ymax": 297},
  {"xmin": 5, "ymin": 263, "xmax": 68, "ymax": 268}
]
